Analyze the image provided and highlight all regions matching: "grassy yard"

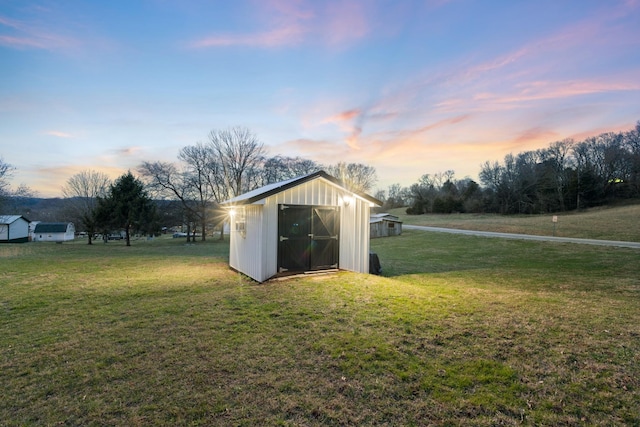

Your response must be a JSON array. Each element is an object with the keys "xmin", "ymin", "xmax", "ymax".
[
  {"xmin": 389, "ymin": 203, "xmax": 640, "ymax": 242},
  {"xmin": 1, "ymin": 233, "xmax": 639, "ymax": 425}
]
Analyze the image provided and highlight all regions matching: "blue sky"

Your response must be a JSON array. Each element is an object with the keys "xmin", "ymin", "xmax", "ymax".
[{"xmin": 1, "ymin": 0, "xmax": 639, "ymax": 197}]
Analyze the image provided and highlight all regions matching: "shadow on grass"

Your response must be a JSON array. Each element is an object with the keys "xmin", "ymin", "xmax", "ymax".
[
  {"xmin": 371, "ymin": 230, "xmax": 523, "ymax": 277},
  {"xmin": 370, "ymin": 229, "xmax": 640, "ymax": 292}
]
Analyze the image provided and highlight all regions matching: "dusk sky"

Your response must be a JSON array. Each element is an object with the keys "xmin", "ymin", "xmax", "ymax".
[{"xmin": 1, "ymin": 0, "xmax": 639, "ymax": 198}]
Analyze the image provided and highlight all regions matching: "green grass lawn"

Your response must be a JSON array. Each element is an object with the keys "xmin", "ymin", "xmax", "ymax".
[
  {"xmin": 1, "ymin": 233, "xmax": 639, "ymax": 426},
  {"xmin": 389, "ymin": 203, "xmax": 640, "ymax": 242}
]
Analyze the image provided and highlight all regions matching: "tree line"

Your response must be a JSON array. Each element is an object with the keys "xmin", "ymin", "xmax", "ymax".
[
  {"xmin": 375, "ymin": 121, "xmax": 640, "ymax": 215},
  {"xmin": 56, "ymin": 127, "xmax": 377, "ymax": 245},
  {"xmin": 3, "ymin": 121, "xmax": 638, "ymax": 242}
]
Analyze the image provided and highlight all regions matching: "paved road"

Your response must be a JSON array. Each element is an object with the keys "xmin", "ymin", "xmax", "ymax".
[{"xmin": 403, "ymin": 224, "xmax": 640, "ymax": 249}]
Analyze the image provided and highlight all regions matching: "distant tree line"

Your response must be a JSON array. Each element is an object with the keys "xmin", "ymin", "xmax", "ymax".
[{"xmin": 375, "ymin": 121, "xmax": 640, "ymax": 215}]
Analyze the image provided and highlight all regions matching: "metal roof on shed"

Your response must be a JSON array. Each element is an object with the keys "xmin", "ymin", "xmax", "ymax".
[
  {"xmin": 33, "ymin": 223, "xmax": 71, "ymax": 233},
  {"xmin": 221, "ymin": 170, "xmax": 382, "ymax": 206},
  {"xmin": 0, "ymin": 215, "xmax": 30, "ymax": 224}
]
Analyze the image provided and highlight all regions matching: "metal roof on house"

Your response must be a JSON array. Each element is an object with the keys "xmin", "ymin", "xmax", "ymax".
[
  {"xmin": 33, "ymin": 222, "xmax": 71, "ymax": 233},
  {"xmin": 0, "ymin": 215, "xmax": 29, "ymax": 224},
  {"xmin": 221, "ymin": 170, "xmax": 382, "ymax": 207}
]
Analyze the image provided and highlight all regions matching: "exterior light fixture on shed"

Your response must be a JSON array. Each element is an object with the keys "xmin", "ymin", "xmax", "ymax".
[{"xmin": 342, "ymin": 195, "xmax": 355, "ymax": 207}]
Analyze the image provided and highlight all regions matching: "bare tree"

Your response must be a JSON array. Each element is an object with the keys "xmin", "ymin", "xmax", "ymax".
[
  {"xmin": 0, "ymin": 159, "xmax": 15, "ymax": 211},
  {"xmin": 624, "ymin": 121, "xmax": 640, "ymax": 196},
  {"xmin": 0, "ymin": 158, "xmax": 12, "ymax": 197},
  {"xmin": 139, "ymin": 160, "xmax": 200, "ymax": 241},
  {"xmin": 0, "ymin": 158, "xmax": 35, "ymax": 212},
  {"xmin": 260, "ymin": 156, "xmax": 320, "ymax": 185},
  {"xmin": 325, "ymin": 162, "xmax": 377, "ymax": 193},
  {"xmin": 207, "ymin": 126, "xmax": 266, "ymax": 197},
  {"xmin": 385, "ymin": 183, "xmax": 407, "ymax": 209},
  {"xmin": 140, "ymin": 143, "xmax": 228, "ymax": 241},
  {"xmin": 178, "ymin": 143, "xmax": 228, "ymax": 240},
  {"xmin": 62, "ymin": 170, "xmax": 111, "ymax": 244},
  {"xmin": 540, "ymin": 139, "xmax": 574, "ymax": 211}
]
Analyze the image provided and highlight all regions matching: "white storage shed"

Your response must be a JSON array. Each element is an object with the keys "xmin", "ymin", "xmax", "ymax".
[
  {"xmin": 222, "ymin": 171, "xmax": 381, "ymax": 282},
  {"xmin": 32, "ymin": 222, "xmax": 76, "ymax": 242},
  {"xmin": 0, "ymin": 215, "xmax": 30, "ymax": 243}
]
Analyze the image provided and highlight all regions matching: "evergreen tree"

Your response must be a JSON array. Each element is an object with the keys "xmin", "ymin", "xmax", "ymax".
[{"xmin": 95, "ymin": 172, "xmax": 158, "ymax": 246}]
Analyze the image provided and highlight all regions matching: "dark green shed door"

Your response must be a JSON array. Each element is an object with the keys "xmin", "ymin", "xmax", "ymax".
[{"xmin": 278, "ymin": 205, "xmax": 339, "ymax": 273}]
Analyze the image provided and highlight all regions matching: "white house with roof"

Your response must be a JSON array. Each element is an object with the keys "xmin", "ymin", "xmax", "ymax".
[
  {"xmin": 0, "ymin": 215, "xmax": 30, "ymax": 243},
  {"xmin": 221, "ymin": 171, "xmax": 381, "ymax": 282},
  {"xmin": 32, "ymin": 222, "xmax": 75, "ymax": 242}
]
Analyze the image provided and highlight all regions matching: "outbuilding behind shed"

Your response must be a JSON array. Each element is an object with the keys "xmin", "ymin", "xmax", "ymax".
[
  {"xmin": 0, "ymin": 215, "xmax": 30, "ymax": 243},
  {"xmin": 32, "ymin": 222, "xmax": 75, "ymax": 242},
  {"xmin": 370, "ymin": 213, "xmax": 402, "ymax": 238}
]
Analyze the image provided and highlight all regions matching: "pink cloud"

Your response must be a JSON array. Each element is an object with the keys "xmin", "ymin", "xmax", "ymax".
[
  {"xmin": 320, "ymin": 108, "xmax": 365, "ymax": 149},
  {"xmin": 321, "ymin": 1, "xmax": 370, "ymax": 46},
  {"xmin": 506, "ymin": 127, "xmax": 560, "ymax": 151},
  {"xmin": 412, "ymin": 114, "xmax": 472, "ymax": 135},
  {"xmin": 323, "ymin": 108, "xmax": 361, "ymax": 124},
  {"xmin": 478, "ymin": 79, "xmax": 640, "ymax": 106}
]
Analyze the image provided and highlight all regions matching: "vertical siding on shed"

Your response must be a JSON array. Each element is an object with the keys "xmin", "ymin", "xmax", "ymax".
[
  {"xmin": 229, "ymin": 205, "xmax": 266, "ymax": 282},
  {"xmin": 339, "ymin": 196, "xmax": 370, "ymax": 274}
]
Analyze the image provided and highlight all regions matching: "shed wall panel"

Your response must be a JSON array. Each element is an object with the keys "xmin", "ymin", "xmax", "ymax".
[
  {"xmin": 2, "ymin": 218, "xmax": 29, "ymax": 242},
  {"xmin": 229, "ymin": 205, "xmax": 266, "ymax": 282},
  {"xmin": 14, "ymin": 219, "xmax": 29, "ymax": 239}
]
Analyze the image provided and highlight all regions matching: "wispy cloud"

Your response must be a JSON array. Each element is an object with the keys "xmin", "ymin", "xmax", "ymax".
[
  {"xmin": 471, "ymin": 79, "xmax": 640, "ymax": 109},
  {"xmin": 0, "ymin": 15, "xmax": 80, "ymax": 51},
  {"xmin": 44, "ymin": 130, "xmax": 74, "ymax": 138},
  {"xmin": 189, "ymin": 25, "xmax": 306, "ymax": 48},
  {"xmin": 108, "ymin": 147, "xmax": 142, "ymax": 157},
  {"xmin": 188, "ymin": 0, "xmax": 373, "ymax": 49},
  {"xmin": 320, "ymin": 108, "xmax": 363, "ymax": 148},
  {"xmin": 321, "ymin": 1, "xmax": 370, "ymax": 46},
  {"xmin": 270, "ymin": 138, "xmax": 348, "ymax": 163},
  {"xmin": 509, "ymin": 127, "xmax": 559, "ymax": 147},
  {"xmin": 323, "ymin": 109, "xmax": 361, "ymax": 123}
]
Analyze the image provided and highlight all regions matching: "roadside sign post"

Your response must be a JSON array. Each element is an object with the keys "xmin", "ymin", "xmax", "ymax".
[{"xmin": 552, "ymin": 215, "xmax": 558, "ymax": 236}]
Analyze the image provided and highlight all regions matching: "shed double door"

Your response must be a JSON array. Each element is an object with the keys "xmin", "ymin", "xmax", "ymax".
[{"xmin": 278, "ymin": 205, "xmax": 339, "ymax": 273}]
